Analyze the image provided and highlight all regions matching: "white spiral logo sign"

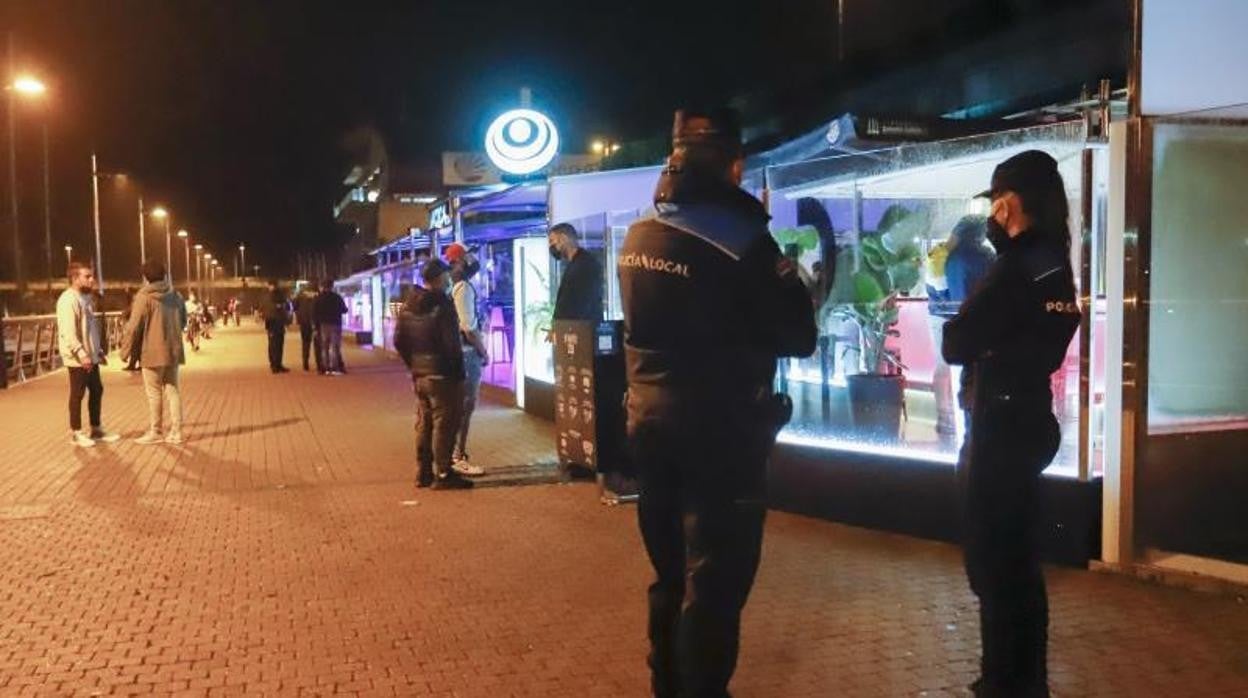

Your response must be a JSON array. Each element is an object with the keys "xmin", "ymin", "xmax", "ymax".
[{"xmin": 484, "ymin": 108, "xmax": 560, "ymax": 176}]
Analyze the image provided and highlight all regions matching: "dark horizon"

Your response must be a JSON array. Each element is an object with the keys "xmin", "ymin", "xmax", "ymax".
[{"xmin": 2, "ymin": 0, "xmax": 1095, "ymax": 284}]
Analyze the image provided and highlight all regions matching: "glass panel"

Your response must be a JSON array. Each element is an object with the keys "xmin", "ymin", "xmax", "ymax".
[
  {"xmin": 478, "ymin": 240, "xmax": 516, "ymax": 390},
  {"xmin": 1147, "ymin": 122, "xmax": 1248, "ymax": 433},
  {"xmin": 767, "ymin": 122, "xmax": 1091, "ymax": 476},
  {"xmin": 516, "ymin": 237, "xmax": 556, "ymax": 385}
]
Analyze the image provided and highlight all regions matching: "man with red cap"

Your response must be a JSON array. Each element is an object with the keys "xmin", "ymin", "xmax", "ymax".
[{"xmin": 443, "ymin": 242, "xmax": 488, "ymax": 476}]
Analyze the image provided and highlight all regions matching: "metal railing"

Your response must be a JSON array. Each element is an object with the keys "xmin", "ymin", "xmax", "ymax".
[{"xmin": 1, "ymin": 312, "xmax": 125, "ymax": 388}]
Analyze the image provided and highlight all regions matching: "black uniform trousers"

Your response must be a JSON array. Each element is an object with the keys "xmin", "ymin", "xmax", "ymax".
[
  {"xmin": 632, "ymin": 411, "xmax": 769, "ymax": 698},
  {"xmin": 67, "ymin": 365, "xmax": 104, "ymax": 432},
  {"xmin": 265, "ymin": 321, "xmax": 286, "ymax": 370},
  {"xmin": 299, "ymin": 323, "xmax": 323, "ymax": 372},
  {"xmin": 961, "ymin": 400, "xmax": 1059, "ymax": 697}
]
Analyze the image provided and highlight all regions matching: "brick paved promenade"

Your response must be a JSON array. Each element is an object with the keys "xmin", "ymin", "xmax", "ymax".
[{"xmin": 1, "ymin": 325, "xmax": 1246, "ymax": 697}]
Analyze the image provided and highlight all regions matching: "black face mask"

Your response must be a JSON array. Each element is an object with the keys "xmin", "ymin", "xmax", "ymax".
[
  {"xmin": 985, "ymin": 215, "xmax": 1010, "ymax": 252},
  {"xmin": 549, "ymin": 244, "xmax": 562, "ymax": 261},
  {"xmin": 464, "ymin": 261, "xmax": 481, "ymax": 278}
]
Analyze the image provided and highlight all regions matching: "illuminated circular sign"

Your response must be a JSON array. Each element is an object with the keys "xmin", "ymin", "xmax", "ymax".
[{"xmin": 484, "ymin": 108, "xmax": 559, "ymax": 176}]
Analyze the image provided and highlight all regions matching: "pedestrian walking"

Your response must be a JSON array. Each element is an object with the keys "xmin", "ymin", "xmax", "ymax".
[
  {"xmin": 184, "ymin": 292, "xmax": 204, "ymax": 352},
  {"xmin": 444, "ymin": 243, "xmax": 488, "ymax": 477},
  {"xmin": 121, "ymin": 260, "xmax": 188, "ymax": 445},
  {"xmin": 393, "ymin": 259, "xmax": 474, "ymax": 491},
  {"xmin": 313, "ymin": 279, "xmax": 348, "ymax": 375},
  {"xmin": 617, "ymin": 107, "xmax": 817, "ymax": 697},
  {"xmin": 294, "ymin": 283, "xmax": 323, "ymax": 373},
  {"xmin": 942, "ymin": 150, "xmax": 1081, "ymax": 698},
  {"xmin": 263, "ymin": 280, "xmax": 291, "ymax": 373},
  {"xmin": 56, "ymin": 262, "xmax": 122, "ymax": 447}
]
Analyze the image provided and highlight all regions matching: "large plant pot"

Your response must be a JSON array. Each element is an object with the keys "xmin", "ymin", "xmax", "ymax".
[{"xmin": 847, "ymin": 373, "xmax": 904, "ymax": 441}]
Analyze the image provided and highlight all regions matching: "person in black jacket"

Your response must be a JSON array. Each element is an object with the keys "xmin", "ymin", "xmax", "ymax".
[
  {"xmin": 314, "ymin": 279, "xmax": 349, "ymax": 375},
  {"xmin": 618, "ymin": 107, "xmax": 817, "ymax": 698},
  {"xmin": 262, "ymin": 281, "xmax": 291, "ymax": 373},
  {"xmin": 549, "ymin": 222, "xmax": 603, "ymax": 326},
  {"xmin": 294, "ymin": 283, "xmax": 322, "ymax": 373},
  {"xmin": 942, "ymin": 150, "xmax": 1080, "ymax": 698},
  {"xmin": 393, "ymin": 260, "xmax": 474, "ymax": 491}
]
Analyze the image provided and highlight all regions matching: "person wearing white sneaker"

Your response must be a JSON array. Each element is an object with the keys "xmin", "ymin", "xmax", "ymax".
[
  {"xmin": 445, "ymin": 243, "xmax": 488, "ymax": 477},
  {"xmin": 57, "ymin": 262, "xmax": 115, "ymax": 447},
  {"xmin": 121, "ymin": 261, "xmax": 188, "ymax": 446}
]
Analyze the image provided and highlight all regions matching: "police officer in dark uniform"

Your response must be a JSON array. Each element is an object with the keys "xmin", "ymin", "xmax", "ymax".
[
  {"xmin": 618, "ymin": 107, "xmax": 817, "ymax": 698},
  {"xmin": 942, "ymin": 150, "xmax": 1081, "ymax": 698}
]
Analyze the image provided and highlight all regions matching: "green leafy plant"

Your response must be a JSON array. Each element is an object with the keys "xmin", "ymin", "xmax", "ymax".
[
  {"xmin": 771, "ymin": 226, "xmax": 821, "ymax": 255},
  {"xmin": 522, "ymin": 260, "xmax": 554, "ymax": 342},
  {"xmin": 833, "ymin": 207, "xmax": 928, "ymax": 374}
]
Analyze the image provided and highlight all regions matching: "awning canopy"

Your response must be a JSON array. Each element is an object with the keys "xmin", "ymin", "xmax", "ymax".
[
  {"xmin": 548, "ymin": 165, "xmax": 663, "ymax": 224},
  {"xmin": 769, "ymin": 120, "xmax": 1088, "ymax": 200},
  {"xmin": 459, "ymin": 182, "xmax": 547, "ymax": 215}
]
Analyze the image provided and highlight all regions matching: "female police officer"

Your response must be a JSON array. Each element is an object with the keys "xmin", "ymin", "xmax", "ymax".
[{"xmin": 942, "ymin": 150, "xmax": 1080, "ymax": 698}]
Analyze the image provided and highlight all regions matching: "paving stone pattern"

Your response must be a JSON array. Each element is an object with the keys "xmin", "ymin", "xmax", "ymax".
[{"xmin": 1, "ymin": 325, "xmax": 1246, "ymax": 697}]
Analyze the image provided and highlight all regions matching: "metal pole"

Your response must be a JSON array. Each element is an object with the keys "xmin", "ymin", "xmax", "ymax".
[
  {"xmin": 137, "ymin": 196, "xmax": 146, "ymax": 265},
  {"xmin": 7, "ymin": 32, "xmax": 24, "ymax": 294},
  {"xmin": 164, "ymin": 217, "xmax": 171, "ymax": 283},
  {"xmin": 183, "ymin": 238, "xmax": 190, "ymax": 296},
  {"xmin": 42, "ymin": 121, "xmax": 51, "ymax": 291},
  {"xmin": 90, "ymin": 152, "xmax": 104, "ymax": 291},
  {"xmin": 240, "ymin": 246, "xmax": 246, "ymax": 287}
]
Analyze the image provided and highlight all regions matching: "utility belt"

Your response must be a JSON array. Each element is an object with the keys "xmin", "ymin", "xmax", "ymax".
[{"xmin": 408, "ymin": 353, "xmax": 460, "ymax": 378}]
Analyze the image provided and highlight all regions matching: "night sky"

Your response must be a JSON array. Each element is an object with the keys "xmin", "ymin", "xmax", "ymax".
[{"xmin": 4, "ymin": 0, "xmax": 1088, "ymax": 281}]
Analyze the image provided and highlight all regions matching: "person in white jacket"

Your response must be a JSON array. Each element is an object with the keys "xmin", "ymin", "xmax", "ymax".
[{"xmin": 56, "ymin": 262, "xmax": 120, "ymax": 447}]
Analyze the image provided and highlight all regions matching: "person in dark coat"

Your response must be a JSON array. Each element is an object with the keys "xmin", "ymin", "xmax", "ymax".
[
  {"xmin": 314, "ymin": 278, "xmax": 349, "ymax": 375},
  {"xmin": 943, "ymin": 150, "xmax": 1081, "ymax": 698},
  {"xmin": 548, "ymin": 222, "xmax": 604, "ymax": 326},
  {"xmin": 262, "ymin": 280, "xmax": 291, "ymax": 373},
  {"xmin": 393, "ymin": 260, "xmax": 474, "ymax": 491},
  {"xmin": 618, "ymin": 107, "xmax": 817, "ymax": 697},
  {"xmin": 293, "ymin": 283, "xmax": 322, "ymax": 373}
]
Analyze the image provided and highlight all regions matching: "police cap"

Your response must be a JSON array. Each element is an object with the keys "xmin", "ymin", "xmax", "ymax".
[
  {"xmin": 672, "ymin": 107, "xmax": 743, "ymax": 154},
  {"xmin": 976, "ymin": 149, "xmax": 1061, "ymax": 200}
]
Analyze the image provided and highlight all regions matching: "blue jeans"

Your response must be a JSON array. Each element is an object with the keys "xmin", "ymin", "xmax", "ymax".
[
  {"xmin": 318, "ymin": 324, "xmax": 343, "ymax": 373},
  {"xmin": 453, "ymin": 349, "xmax": 483, "ymax": 460}
]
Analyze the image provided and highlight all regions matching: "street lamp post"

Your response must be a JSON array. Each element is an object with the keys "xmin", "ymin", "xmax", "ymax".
[
  {"xmin": 6, "ymin": 47, "xmax": 47, "ymax": 293},
  {"xmin": 137, "ymin": 197, "xmax": 146, "ymax": 266},
  {"xmin": 178, "ymin": 230, "xmax": 190, "ymax": 296},
  {"xmin": 193, "ymin": 244, "xmax": 203, "ymax": 299},
  {"xmin": 90, "ymin": 153, "xmax": 104, "ymax": 291},
  {"xmin": 39, "ymin": 120, "xmax": 52, "ymax": 291},
  {"xmin": 150, "ymin": 207, "xmax": 171, "ymax": 282},
  {"xmin": 204, "ymin": 252, "xmax": 213, "ymax": 304},
  {"xmin": 238, "ymin": 244, "xmax": 246, "ymax": 285},
  {"xmin": 63, "ymin": 244, "xmax": 71, "ymax": 268}
]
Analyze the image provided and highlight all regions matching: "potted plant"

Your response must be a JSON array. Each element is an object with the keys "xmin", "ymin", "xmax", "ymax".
[{"xmin": 833, "ymin": 206, "xmax": 927, "ymax": 440}]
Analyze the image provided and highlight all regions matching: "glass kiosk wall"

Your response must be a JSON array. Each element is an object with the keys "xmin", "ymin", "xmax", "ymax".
[{"xmin": 765, "ymin": 121, "xmax": 1109, "ymax": 478}]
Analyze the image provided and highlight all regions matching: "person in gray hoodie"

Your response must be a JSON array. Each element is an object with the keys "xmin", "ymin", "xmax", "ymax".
[{"xmin": 122, "ymin": 260, "xmax": 188, "ymax": 444}]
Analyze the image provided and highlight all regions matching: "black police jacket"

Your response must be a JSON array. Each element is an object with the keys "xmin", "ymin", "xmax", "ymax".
[
  {"xmin": 393, "ymin": 287, "xmax": 465, "ymax": 380},
  {"xmin": 942, "ymin": 227, "xmax": 1080, "ymax": 415},
  {"xmin": 618, "ymin": 170, "xmax": 817, "ymax": 424}
]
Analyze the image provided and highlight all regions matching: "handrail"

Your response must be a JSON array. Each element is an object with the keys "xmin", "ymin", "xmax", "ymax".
[{"xmin": 1, "ymin": 311, "xmax": 125, "ymax": 388}]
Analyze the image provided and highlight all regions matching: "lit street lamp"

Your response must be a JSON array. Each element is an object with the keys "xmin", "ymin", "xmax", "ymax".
[
  {"xmin": 238, "ymin": 244, "xmax": 246, "ymax": 286},
  {"xmin": 177, "ymin": 230, "xmax": 191, "ymax": 296},
  {"xmin": 150, "ymin": 206, "xmax": 172, "ymax": 281},
  {"xmin": 193, "ymin": 244, "xmax": 203, "ymax": 299},
  {"xmin": 6, "ymin": 65, "xmax": 48, "ymax": 294},
  {"xmin": 63, "ymin": 244, "xmax": 71, "ymax": 268}
]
